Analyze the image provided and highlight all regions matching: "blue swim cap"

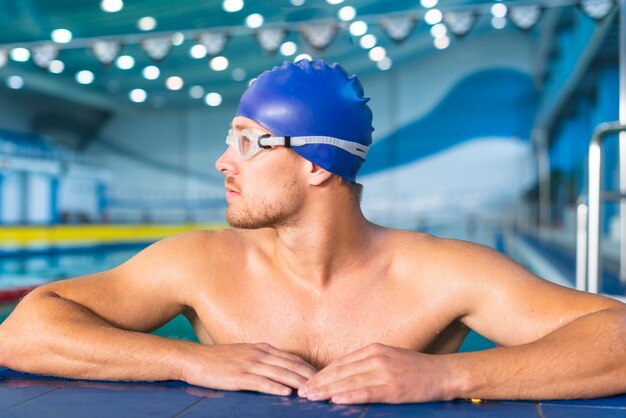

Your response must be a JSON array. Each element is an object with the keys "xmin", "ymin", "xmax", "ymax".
[{"xmin": 236, "ymin": 59, "xmax": 373, "ymax": 182}]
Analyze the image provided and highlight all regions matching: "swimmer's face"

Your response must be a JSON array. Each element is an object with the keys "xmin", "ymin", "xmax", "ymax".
[{"xmin": 215, "ymin": 116, "xmax": 307, "ymax": 229}]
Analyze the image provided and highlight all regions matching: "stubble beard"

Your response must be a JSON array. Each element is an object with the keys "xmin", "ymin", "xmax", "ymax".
[{"xmin": 225, "ymin": 179, "xmax": 301, "ymax": 229}]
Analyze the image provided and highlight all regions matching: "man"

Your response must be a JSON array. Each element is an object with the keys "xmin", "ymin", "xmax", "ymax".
[{"xmin": 1, "ymin": 59, "xmax": 625, "ymax": 404}]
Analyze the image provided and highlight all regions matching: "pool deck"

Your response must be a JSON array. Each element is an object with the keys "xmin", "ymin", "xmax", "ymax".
[{"xmin": 1, "ymin": 368, "xmax": 626, "ymax": 417}]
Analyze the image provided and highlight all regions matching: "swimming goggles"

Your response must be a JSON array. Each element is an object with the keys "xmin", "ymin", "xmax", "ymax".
[{"xmin": 225, "ymin": 129, "xmax": 369, "ymax": 161}]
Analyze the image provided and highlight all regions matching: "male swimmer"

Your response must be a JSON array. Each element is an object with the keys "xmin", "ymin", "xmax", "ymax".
[{"xmin": 1, "ymin": 60, "xmax": 626, "ymax": 404}]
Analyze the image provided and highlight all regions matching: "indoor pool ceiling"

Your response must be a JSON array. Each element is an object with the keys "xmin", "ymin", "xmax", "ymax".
[{"xmin": 0, "ymin": 0, "xmax": 617, "ymax": 111}]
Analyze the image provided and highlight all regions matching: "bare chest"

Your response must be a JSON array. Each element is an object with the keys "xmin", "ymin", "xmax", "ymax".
[{"xmin": 189, "ymin": 274, "xmax": 466, "ymax": 369}]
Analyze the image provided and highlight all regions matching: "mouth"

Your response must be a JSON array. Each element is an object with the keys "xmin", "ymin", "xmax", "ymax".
[{"xmin": 225, "ymin": 178, "xmax": 241, "ymax": 198}]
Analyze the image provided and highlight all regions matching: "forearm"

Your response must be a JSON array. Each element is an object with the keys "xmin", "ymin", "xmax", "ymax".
[
  {"xmin": 0, "ymin": 290, "xmax": 194, "ymax": 382},
  {"xmin": 447, "ymin": 308, "xmax": 626, "ymax": 400}
]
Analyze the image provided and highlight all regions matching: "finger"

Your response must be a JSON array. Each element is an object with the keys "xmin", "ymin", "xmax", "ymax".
[
  {"xmin": 249, "ymin": 362, "xmax": 312, "ymax": 389},
  {"xmin": 240, "ymin": 373, "xmax": 293, "ymax": 396},
  {"xmin": 254, "ymin": 343, "xmax": 318, "ymax": 375},
  {"xmin": 322, "ymin": 343, "xmax": 387, "ymax": 370},
  {"xmin": 305, "ymin": 371, "xmax": 377, "ymax": 401},
  {"xmin": 303, "ymin": 357, "xmax": 374, "ymax": 393},
  {"xmin": 260, "ymin": 353, "xmax": 317, "ymax": 381},
  {"xmin": 331, "ymin": 385, "xmax": 389, "ymax": 404}
]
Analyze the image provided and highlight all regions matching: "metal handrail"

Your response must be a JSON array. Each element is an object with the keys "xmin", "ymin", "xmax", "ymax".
[{"xmin": 586, "ymin": 121, "xmax": 626, "ymax": 293}]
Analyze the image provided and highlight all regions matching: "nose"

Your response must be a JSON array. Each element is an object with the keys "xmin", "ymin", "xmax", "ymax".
[{"xmin": 215, "ymin": 146, "xmax": 239, "ymax": 175}]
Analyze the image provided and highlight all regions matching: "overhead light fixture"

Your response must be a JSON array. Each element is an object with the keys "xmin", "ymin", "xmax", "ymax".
[
  {"xmin": 142, "ymin": 65, "xmax": 160, "ymax": 80},
  {"xmin": 424, "ymin": 9, "xmax": 443, "ymax": 25},
  {"xmin": 245, "ymin": 13, "xmax": 264, "ymax": 28},
  {"xmin": 189, "ymin": 44, "xmax": 207, "ymax": 59},
  {"xmin": 165, "ymin": 76, "xmax": 184, "ymax": 90},
  {"xmin": 491, "ymin": 16, "xmax": 506, "ymax": 29},
  {"xmin": 377, "ymin": 56, "xmax": 392, "ymax": 71},
  {"xmin": 579, "ymin": 0, "xmax": 615, "ymax": 20},
  {"xmin": 279, "ymin": 41, "xmax": 297, "ymax": 56},
  {"xmin": 171, "ymin": 32, "xmax": 185, "ymax": 46},
  {"xmin": 189, "ymin": 85, "xmax": 205, "ymax": 99},
  {"xmin": 349, "ymin": 21, "xmax": 368, "ymax": 36},
  {"xmin": 379, "ymin": 15, "xmax": 417, "ymax": 43},
  {"xmin": 338, "ymin": 6, "xmax": 356, "ymax": 21},
  {"xmin": 10, "ymin": 48, "xmax": 30, "ymax": 62},
  {"xmin": 129, "ymin": 88, "xmax": 147, "ymax": 103},
  {"xmin": 509, "ymin": 4, "xmax": 542, "ymax": 30},
  {"xmin": 142, "ymin": 36, "xmax": 173, "ymax": 62},
  {"xmin": 443, "ymin": 10, "xmax": 477, "ymax": 38},
  {"xmin": 6, "ymin": 75, "xmax": 24, "ymax": 89},
  {"xmin": 48, "ymin": 59, "xmax": 64, "ymax": 74},
  {"xmin": 232, "ymin": 68, "xmax": 246, "ymax": 81},
  {"xmin": 491, "ymin": 3, "xmax": 508, "ymax": 18},
  {"xmin": 91, "ymin": 40, "xmax": 122, "ymax": 66},
  {"xmin": 359, "ymin": 34, "xmax": 377, "ymax": 49},
  {"xmin": 100, "ymin": 0, "xmax": 123, "ymax": 13},
  {"xmin": 420, "ymin": 0, "xmax": 438, "ymax": 8},
  {"xmin": 434, "ymin": 35, "xmax": 450, "ymax": 49},
  {"xmin": 198, "ymin": 32, "xmax": 229, "ymax": 57},
  {"xmin": 222, "ymin": 0, "xmax": 244, "ymax": 13},
  {"xmin": 205, "ymin": 92, "xmax": 222, "ymax": 107},
  {"xmin": 138, "ymin": 16, "xmax": 157, "ymax": 31},
  {"xmin": 368, "ymin": 46, "xmax": 386, "ymax": 62},
  {"xmin": 75, "ymin": 70, "xmax": 95, "ymax": 85},
  {"xmin": 294, "ymin": 53, "xmax": 312, "ymax": 62},
  {"xmin": 256, "ymin": 28, "xmax": 286, "ymax": 54},
  {"xmin": 430, "ymin": 23, "xmax": 447, "ymax": 38},
  {"xmin": 210, "ymin": 56, "xmax": 229, "ymax": 71},
  {"xmin": 51, "ymin": 29, "xmax": 72, "ymax": 44},
  {"xmin": 300, "ymin": 23, "xmax": 337, "ymax": 50},
  {"xmin": 115, "ymin": 55, "xmax": 135, "ymax": 70},
  {"xmin": 31, "ymin": 43, "xmax": 59, "ymax": 69}
]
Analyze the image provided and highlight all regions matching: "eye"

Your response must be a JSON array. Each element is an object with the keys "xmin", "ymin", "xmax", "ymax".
[{"xmin": 239, "ymin": 134, "xmax": 252, "ymax": 155}]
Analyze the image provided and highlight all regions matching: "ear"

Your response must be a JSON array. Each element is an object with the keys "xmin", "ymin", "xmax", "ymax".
[{"xmin": 304, "ymin": 160, "xmax": 334, "ymax": 186}]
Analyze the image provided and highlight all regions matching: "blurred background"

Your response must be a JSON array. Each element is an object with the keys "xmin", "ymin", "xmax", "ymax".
[{"xmin": 0, "ymin": 0, "xmax": 624, "ymax": 344}]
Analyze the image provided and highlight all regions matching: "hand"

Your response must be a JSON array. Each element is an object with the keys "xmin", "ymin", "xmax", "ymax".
[
  {"xmin": 299, "ymin": 343, "xmax": 458, "ymax": 404},
  {"xmin": 182, "ymin": 342, "xmax": 317, "ymax": 396}
]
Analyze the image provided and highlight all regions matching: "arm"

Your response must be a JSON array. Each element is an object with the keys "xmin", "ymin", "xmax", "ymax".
[
  {"xmin": 0, "ymin": 231, "xmax": 315, "ymax": 394},
  {"xmin": 301, "ymin": 239, "xmax": 626, "ymax": 403}
]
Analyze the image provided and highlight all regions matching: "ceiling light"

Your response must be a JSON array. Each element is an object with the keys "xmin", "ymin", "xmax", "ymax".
[
  {"xmin": 327, "ymin": 0, "xmax": 344, "ymax": 4},
  {"xmin": 377, "ymin": 57, "xmax": 392, "ymax": 71},
  {"xmin": 31, "ymin": 44, "xmax": 59, "ymax": 68},
  {"xmin": 48, "ymin": 59, "xmax": 64, "ymax": 73},
  {"xmin": 491, "ymin": 3, "xmax": 508, "ymax": 18},
  {"xmin": 368, "ymin": 46, "xmax": 386, "ymax": 62},
  {"xmin": 141, "ymin": 37, "xmax": 172, "ymax": 61},
  {"xmin": 115, "ymin": 55, "xmax": 135, "ymax": 70},
  {"xmin": 51, "ymin": 29, "xmax": 72, "ymax": 44},
  {"xmin": 138, "ymin": 16, "xmax": 157, "ymax": 31},
  {"xmin": 142, "ymin": 65, "xmax": 160, "ymax": 80},
  {"xmin": 245, "ymin": 13, "xmax": 264, "ymax": 28},
  {"xmin": 100, "ymin": 0, "xmax": 123, "ymax": 13},
  {"xmin": 349, "ymin": 21, "xmax": 368, "ymax": 36},
  {"xmin": 420, "ymin": 0, "xmax": 438, "ymax": 8},
  {"xmin": 171, "ymin": 32, "xmax": 185, "ymax": 46},
  {"xmin": 509, "ymin": 5, "xmax": 542, "ymax": 30},
  {"xmin": 580, "ymin": 0, "xmax": 615, "ymax": 20},
  {"xmin": 205, "ymin": 92, "xmax": 222, "ymax": 107},
  {"xmin": 189, "ymin": 85, "xmax": 204, "ymax": 99},
  {"xmin": 291, "ymin": 0, "xmax": 305, "ymax": 5},
  {"xmin": 6, "ymin": 75, "xmax": 24, "ymax": 89},
  {"xmin": 443, "ymin": 10, "xmax": 477, "ymax": 37},
  {"xmin": 198, "ymin": 32, "xmax": 229, "ymax": 57},
  {"xmin": 338, "ymin": 6, "xmax": 356, "ymax": 21},
  {"xmin": 424, "ymin": 9, "xmax": 443, "ymax": 25},
  {"xmin": 10, "ymin": 48, "xmax": 30, "ymax": 62},
  {"xmin": 232, "ymin": 68, "xmax": 246, "ymax": 81},
  {"xmin": 129, "ymin": 88, "xmax": 147, "ymax": 103},
  {"xmin": 492, "ymin": 16, "xmax": 506, "ymax": 29},
  {"xmin": 165, "ymin": 76, "xmax": 184, "ymax": 90},
  {"xmin": 189, "ymin": 44, "xmax": 207, "ymax": 59},
  {"xmin": 75, "ymin": 70, "xmax": 95, "ymax": 84},
  {"xmin": 434, "ymin": 35, "xmax": 450, "ymax": 49},
  {"xmin": 222, "ymin": 0, "xmax": 244, "ymax": 12},
  {"xmin": 430, "ymin": 23, "xmax": 447, "ymax": 38},
  {"xmin": 279, "ymin": 41, "xmax": 297, "ymax": 56},
  {"xmin": 379, "ymin": 16, "xmax": 416, "ymax": 43},
  {"xmin": 359, "ymin": 34, "xmax": 377, "ymax": 49},
  {"xmin": 294, "ymin": 53, "xmax": 312, "ymax": 62},
  {"xmin": 91, "ymin": 40, "xmax": 121, "ymax": 66},
  {"xmin": 210, "ymin": 56, "xmax": 229, "ymax": 71}
]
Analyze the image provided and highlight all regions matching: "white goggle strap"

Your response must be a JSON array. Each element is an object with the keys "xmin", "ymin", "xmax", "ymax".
[{"xmin": 259, "ymin": 135, "xmax": 369, "ymax": 159}]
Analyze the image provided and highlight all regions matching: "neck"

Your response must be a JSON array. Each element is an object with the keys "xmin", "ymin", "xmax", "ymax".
[{"xmin": 270, "ymin": 195, "xmax": 377, "ymax": 292}]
